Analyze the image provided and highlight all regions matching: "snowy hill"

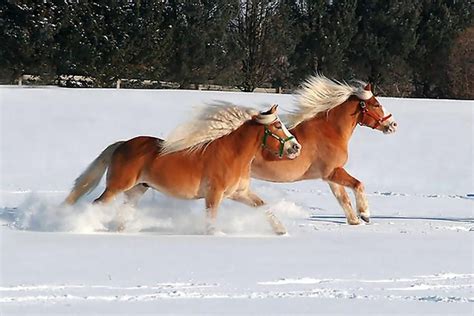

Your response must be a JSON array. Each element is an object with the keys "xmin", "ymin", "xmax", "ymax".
[{"xmin": 1, "ymin": 87, "xmax": 473, "ymax": 314}]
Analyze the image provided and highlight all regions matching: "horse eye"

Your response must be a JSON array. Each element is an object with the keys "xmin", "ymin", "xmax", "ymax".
[{"xmin": 274, "ymin": 122, "xmax": 282, "ymax": 129}]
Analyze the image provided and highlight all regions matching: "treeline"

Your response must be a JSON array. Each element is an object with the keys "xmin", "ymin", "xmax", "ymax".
[{"xmin": 0, "ymin": 1, "xmax": 472, "ymax": 98}]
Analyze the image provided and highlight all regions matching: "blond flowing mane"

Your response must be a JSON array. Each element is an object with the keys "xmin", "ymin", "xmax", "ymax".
[
  {"xmin": 287, "ymin": 74, "xmax": 372, "ymax": 128},
  {"xmin": 161, "ymin": 103, "xmax": 259, "ymax": 154}
]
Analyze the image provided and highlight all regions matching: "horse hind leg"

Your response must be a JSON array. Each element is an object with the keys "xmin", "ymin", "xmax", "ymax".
[
  {"xmin": 124, "ymin": 184, "xmax": 149, "ymax": 207},
  {"xmin": 107, "ymin": 184, "xmax": 149, "ymax": 232},
  {"xmin": 93, "ymin": 172, "xmax": 138, "ymax": 231}
]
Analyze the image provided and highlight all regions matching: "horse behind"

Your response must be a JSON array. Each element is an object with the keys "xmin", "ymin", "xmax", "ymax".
[
  {"xmin": 64, "ymin": 104, "xmax": 301, "ymax": 234},
  {"xmin": 251, "ymin": 75, "xmax": 398, "ymax": 225}
]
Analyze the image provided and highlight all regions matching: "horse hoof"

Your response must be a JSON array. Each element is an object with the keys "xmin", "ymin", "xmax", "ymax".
[
  {"xmin": 361, "ymin": 215, "xmax": 370, "ymax": 223},
  {"xmin": 206, "ymin": 226, "xmax": 226, "ymax": 236},
  {"xmin": 210, "ymin": 230, "xmax": 226, "ymax": 236},
  {"xmin": 275, "ymin": 228, "xmax": 287, "ymax": 236},
  {"xmin": 347, "ymin": 219, "xmax": 360, "ymax": 225}
]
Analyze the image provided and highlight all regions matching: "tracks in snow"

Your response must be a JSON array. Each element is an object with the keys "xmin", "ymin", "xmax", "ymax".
[
  {"xmin": 281, "ymin": 188, "xmax": 474, "ymax": 200},
  {"xmin": 1, "ymin": 274, "xmax": 472, "ymax": 305}
]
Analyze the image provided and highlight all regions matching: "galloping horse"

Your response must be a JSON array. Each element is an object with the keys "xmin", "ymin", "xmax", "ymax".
[
  {"xmin": 251, "ymin": 75, "xmax": 397, "ymax": 225},
  {"xmin": 64, "ymin": 104, "xmax": 301, "ymax": 234}
]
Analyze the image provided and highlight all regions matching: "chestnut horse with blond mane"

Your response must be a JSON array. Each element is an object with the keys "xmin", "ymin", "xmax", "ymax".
[
  {"xmin": 64, "ymin": 104, "xmax": 301, "ymax": 234},
  {"xmin": 251, "ymin": 75, "xmax": 397, "ymax": 225}
]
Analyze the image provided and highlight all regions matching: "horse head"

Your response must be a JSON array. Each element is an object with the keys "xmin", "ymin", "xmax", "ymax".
[
  {"xmin": 357, "ymin": 84, "xmax": 397, "ymax": 134},
  {"xmin": 255, "ymin": 104, "xmax": 301, "ymax": 160}
]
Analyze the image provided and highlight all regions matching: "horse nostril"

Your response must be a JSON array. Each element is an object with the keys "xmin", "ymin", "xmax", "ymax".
[
  {"xmin": 392, "ymin": 122, "xmax": 397, "ymax": 127},
  {"xmin": 293, "ymin": 143, "xmax": 301, "ymax": 151}
]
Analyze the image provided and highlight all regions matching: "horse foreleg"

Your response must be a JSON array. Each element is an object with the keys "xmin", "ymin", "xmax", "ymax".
[
  {"xmin": 264, "ymin": 209, "xmax": 287, "ymax": 235},
  {"xmin": 230, "ymin": 190, "xmax": 286, "ymax": 235},
  {"xmin": 326, "ymin": 167, "xmax": 370, "ymax": 223},
  {"xmin": 230, "ymin": 190, "xmax": 265, "ymax": 207},
  {"xmin": 205, "ymin": 189, "xmax": 224, "ymax": 235},
  {"xmin": 327, "ymin": 182, "xmax": 360, "ymax": 225}
]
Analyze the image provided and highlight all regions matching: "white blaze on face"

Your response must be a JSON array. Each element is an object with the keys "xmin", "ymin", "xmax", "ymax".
[
  {"xmin": 279, "ymin": 117, "xmax": 301, "ymax": 158},
  {"xmin": 256, "ymin": 113, "xmax": 301, "ymax": 159},
  {"xmin": 381, "ymin": 105, "xmax": 397, "ymax": 134}
]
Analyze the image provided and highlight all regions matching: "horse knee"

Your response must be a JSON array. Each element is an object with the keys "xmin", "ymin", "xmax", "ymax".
[{"xmin": 354, "ymin": 181, "xmax": 364, "ymax": 193}]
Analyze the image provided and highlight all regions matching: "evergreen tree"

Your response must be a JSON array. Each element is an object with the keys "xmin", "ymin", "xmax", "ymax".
[
  {"xmin": 0, "ymin": 0, "xmax": 471, "ymax": 96},
  {"xmin": 349, "ymin": 0, "xmax": 421, "ymax": 93},
  {"xmin": 94, "ymin": 1, "xmax": 169, "ymax": 85},
  {"xmin": 318, "ymin": 0, "xmax": 359, "ymax": 79},
  {"xmin": 447, "ymin": 26, "xmax": 473, "ymax": 100},
  {"xmin": 285, "ymin": 0, "xmax": 326, "ymax": 84},
  {"xmin": 0, "ymin": 1, "xmax": 59, "ymax": 82},
  {"xmin": 162, "ymin": 0, "xmax": 237, "ymax": 88},
  {"xmin": 52, "ymin": 1, "xmax": 169, "ymax": 86},
  {"xmin": 52, "ymin": 3, "xmax": 103, "ymax": 81},
  {"xmin": 410, "ymin": 0, "xmax": 472, "ymax": 98}
]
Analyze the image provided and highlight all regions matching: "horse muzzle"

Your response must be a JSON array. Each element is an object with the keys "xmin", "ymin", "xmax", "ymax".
[
  {"xmin": 383, "ymin": 120, "xmax": 398, "ymax": 134},
  {"xmin": 285, "ymin": 142, "xmax": 301, "ymax": 159}
]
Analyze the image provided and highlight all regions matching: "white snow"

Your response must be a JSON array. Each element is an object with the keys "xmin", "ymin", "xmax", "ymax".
[{"xmin": 0, "ymin": 86, "xmax": 473, "ymax": 314}]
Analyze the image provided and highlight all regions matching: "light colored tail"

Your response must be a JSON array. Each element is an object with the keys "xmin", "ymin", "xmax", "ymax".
[{"xmin": 64, "ymin": 141, "xmax": 125, "ymax": 205}]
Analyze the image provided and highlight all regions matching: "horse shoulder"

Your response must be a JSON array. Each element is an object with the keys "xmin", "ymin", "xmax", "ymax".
[{"xmin": 295, "ymin": 127, "xmax": 350, "ymax": 180}]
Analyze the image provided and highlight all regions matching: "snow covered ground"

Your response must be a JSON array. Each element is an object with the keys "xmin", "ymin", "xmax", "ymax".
[{"xmin": 0, "ymin": 86, "xmax": 473, "ymax": 315}]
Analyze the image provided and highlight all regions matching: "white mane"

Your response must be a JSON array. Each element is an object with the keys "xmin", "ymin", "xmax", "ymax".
[
  {"xmin": 161, "ymin": 103, "xmax": 259, "ymax": 154},
  {"xmin": 287, "ymin": 74, "xmax": 372, "ymax": 128}
]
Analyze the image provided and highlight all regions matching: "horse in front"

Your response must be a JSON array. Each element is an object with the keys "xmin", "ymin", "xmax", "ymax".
[
  {"xmin": 251, "ymin": 75, "xmax": 397, "ymax": 225},
  {"xmin": 64, "ymin": 104, "xmax": 301, "ymax": 234}
]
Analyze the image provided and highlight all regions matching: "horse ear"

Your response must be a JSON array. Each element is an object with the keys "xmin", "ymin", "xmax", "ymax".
[
  {"xmin": 364, "ymin": 83, "xmax": 372, "ymax": 92},
  {"xmin": 270, "ymin": 104, "xmax": 278, "ymax": 114}
]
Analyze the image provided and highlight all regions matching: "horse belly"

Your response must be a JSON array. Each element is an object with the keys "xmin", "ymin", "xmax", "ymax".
[
  {"xmin": 141, "ymin": 159, "xmax": 204, "ymax": 200},
  {"xmin": 147, "ymin": 181, "xmax": 202, "ymax": 200},
  {"xmin": 251, "ymin": 159, "xmax": 310, "ymax": 182}
]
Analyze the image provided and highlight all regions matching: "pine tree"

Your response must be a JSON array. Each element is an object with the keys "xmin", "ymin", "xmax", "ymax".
[
  {"xmin": 349, "ymin": 0, "xmax": 421, "ymax": 93},
  {"xmin": 0, "ymin": 1, "xmax": 59, "ymax": 82},
  {"xmin": 52, "ymin": 2, "xmax": 103, "ymax": 82},
  {"xmin": 162, "ymin": 0, "xmax": 237, "ymax": 88},
  {"xmin": 410, "ymin": 0, "xmax": 472, "ymax": 98},
  {"xmin": 447, "ymin": 26, "xmax": 473, "ymax": 100},
  {"xmin": 285, "ymin": 0, "xmax": 326, "ymax": 84},
  {"xmin": 95, "ymin": 1, "xmax": 169, "ymax": 85},
  {"xmin": 318, "ymin": 0, "xmax": 359, "ymax": 79}
]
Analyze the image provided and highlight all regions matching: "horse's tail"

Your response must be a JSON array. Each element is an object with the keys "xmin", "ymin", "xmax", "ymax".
[{"xmin": 64, "ymin": 141, "xmax": 125, "ymax": 205}]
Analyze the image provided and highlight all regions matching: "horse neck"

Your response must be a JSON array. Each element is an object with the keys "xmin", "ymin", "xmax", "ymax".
[
  {"xmin": 312, "ymin": 98, "xmax": 360, "ymax": 141},
  {"xmin": 225, "ymin": 121, "xmax": 263, "ymax": 161}
]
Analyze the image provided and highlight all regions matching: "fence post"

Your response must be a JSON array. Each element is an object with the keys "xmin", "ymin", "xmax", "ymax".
[
  {"xmin": 116, "ymin": 79, "xmax": 121, "ymax": 89},
  {"xmin": 18, "ymin": 75, "xmax": 23, "ymax": 86}
]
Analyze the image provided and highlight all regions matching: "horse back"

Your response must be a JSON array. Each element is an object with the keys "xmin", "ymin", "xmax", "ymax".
[{"xmin": 107, "ymin": 136, "xmax": 163, "ymax": 184}]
